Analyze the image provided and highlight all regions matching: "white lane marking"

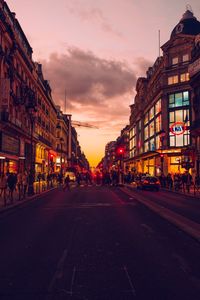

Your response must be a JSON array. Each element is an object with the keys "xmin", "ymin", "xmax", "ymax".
[
  {"xmin": 70, "ymin": 266, "xmax": 76, "ymax": 296},
  {"xmin": 47, "ymin": 249, "xmax": 68, "ymax": 292},
  {"xmin": 141, "ymin": 223, "xmax": 154, "ymax": 235},
  {"xmin": 123, "ymin": 265, "xmax": 136, "ymax": 297}
]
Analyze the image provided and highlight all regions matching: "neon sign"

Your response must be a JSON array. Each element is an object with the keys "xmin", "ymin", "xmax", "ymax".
[{"xmin": 170, "ymin": 121, "xmax": 186, "ymax": 135}]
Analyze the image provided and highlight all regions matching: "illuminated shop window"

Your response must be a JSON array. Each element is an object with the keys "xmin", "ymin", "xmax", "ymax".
[
  {"xmin": 169, "ymin": 91, "xmax": 189, "ymax": 108},
  {"xmin": 168, "ymin": 75, "xmax": 178, "ymax": 85},
  {"xmin": 169, "ymin": 108, "xmax": 190, "ymax": 147},
  {"xmin": 180, "ymin": 73, "xmax": 189, "ymax": 82}
]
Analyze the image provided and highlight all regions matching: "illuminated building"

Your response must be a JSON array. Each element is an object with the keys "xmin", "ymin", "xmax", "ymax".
[
  {"xmin": 189, "ymin": 34, "xmax": 200, "ymax": 176},
  {"xmin": 127, "ymin": 9, "xmax": 200, "ymax": 176}
]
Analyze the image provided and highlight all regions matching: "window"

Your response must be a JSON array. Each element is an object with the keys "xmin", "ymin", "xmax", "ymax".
[
  {"xmin": 168, "ymin": 75, "xmax": 178, "ymax": 85},
  {"xmin": 155, "ymin": 115, "xmax": 161, "ymax": 132},
  {"xmin": 182, "ymin": 54, "xmax": 189, "ymax": 63},
  {"xmin": 149, "ymin": 138, "xmax": 155, "ymax": 151},
  {"xmin": 149, "ymin": 120, "xmax": 154, "ymax": 137},
  {"xmin": 144, "ymin": 112, "xmax": 148, "ymax": 125},
  {"xmin": 169, "ymin": 108, "xmax": 190, "ymax": 147},
  {"xmin": 172, "ymin": 57, "xmax": 178, "ymax": 65},
  {"xmin": 149, "ymin": 107, "xmax": 154, "ymax": 120},
  {"xmin": 144, "ymin": 125, "xmax": 149, "ymax": 140},
  {"xmin": 180, "ymin": 73, "xmax": 189, "ymax": 82},
  {"xmin": 144, "ymin": 141, "xmax": 149, "ymax": 152},
  {"xmin": 155, "ymin": 99, "xmax": 161, "ymax": 114},
  {"xmin": 169, "ymin": 91, "xmax": 189, "ymax": 108}
]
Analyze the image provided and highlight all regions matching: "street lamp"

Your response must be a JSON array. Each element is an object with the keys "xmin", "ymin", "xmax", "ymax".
[
  {"xmin": 159, "ymin": 129, "xmax": 166, "ymax": 175},
  {"xmin": 60, "ymin": 137, "xmax": 64, "ymax": 177}
]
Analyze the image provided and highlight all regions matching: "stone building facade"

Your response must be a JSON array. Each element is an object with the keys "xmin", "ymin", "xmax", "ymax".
[{"xmin": 127, "ymin": 10, "xmax": 200, "ymax": 176}]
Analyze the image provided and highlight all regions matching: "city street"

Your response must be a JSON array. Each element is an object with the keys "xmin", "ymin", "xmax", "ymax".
[{"xmin": 0, "ymin": 185, "xmax": 200, "ymax": 299}]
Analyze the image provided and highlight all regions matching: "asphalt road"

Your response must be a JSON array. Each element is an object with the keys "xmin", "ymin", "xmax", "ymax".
[{"xmin": 0, "ymin": 185, "xmax": 200, "ymax": 300}]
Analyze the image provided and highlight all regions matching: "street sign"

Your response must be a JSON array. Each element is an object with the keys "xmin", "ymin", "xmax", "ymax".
[{"xmin": 170, "ymin": 122, "xmax": 186, "ymax": 135}]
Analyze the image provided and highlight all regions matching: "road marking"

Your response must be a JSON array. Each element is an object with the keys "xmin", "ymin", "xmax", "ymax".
[
  {"xmin": 70, "ymin": 266, "xmax": 76, "ymax": 296},
  {"xmin": 120, "ymin": 187, "xmax": 200, "ymax": 243},
  {"xmin": 47, "ymin": 249, "xmax": 68, "ymax": 292},
  {"xmin": 123, "ymin": 265, "xmax": 136, "ymax": 297},
  {"xmin": 141, "ymin": 223, "xmax": 154, "ymax": 235}
]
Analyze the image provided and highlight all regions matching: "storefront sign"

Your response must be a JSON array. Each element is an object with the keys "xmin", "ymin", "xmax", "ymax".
[
  {"xmin": 189, "ymin": 57, "xmax": 200, "ymax": 77},
  {"xmin": 1, "ymin": 133, "xmax": 20, "ymax": 155},
  {"xmin": 170, "ymin": 122, "xmax": 186, "ymax": 135}
]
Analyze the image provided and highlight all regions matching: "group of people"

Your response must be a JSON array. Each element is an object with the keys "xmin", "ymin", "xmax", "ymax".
[
  {"xmin": 0, "ymin": 172, "xmax": 29, "ymax": 206},
  {"xmin": 159, "ymin": 172, "xmax": 200, "ymax": 192}
]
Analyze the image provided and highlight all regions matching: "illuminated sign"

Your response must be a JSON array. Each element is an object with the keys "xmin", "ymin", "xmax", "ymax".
[{"xmin": 170, "ymin": 121, "xmax": 186, "ymax": 135}]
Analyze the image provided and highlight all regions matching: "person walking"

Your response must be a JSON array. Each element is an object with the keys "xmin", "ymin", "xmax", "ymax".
[
  {"xmin": 17, "ymin": 172, "xmax": 23, "ymax": 200},
  {"xmin": 7, "ymin": 173, "xmax": 17, "ymax": 204},
  {"xmin": 0, "ymin": 173, "xmax": 7, "ymax": 206},
  {"xmin": 63, "ymin": 175, "xmax": 70, "ymax": 192},
  {"xmin": 22, "ymin": 172, "xmax": 28, "ymax": 199}
]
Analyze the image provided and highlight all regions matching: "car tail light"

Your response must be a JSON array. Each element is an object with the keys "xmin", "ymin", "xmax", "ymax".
[{"xmin": 143, "ymin": 180, "xmax": 149, "ymax": 184}]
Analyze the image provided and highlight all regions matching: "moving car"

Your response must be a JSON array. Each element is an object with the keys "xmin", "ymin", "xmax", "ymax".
[{"xmin": 137, "ymin": 176, "xmax": 160, "ymax": 191}]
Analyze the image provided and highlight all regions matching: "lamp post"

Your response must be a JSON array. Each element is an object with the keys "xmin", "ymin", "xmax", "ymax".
[
  {"xmin": 22, "ymin": 86, "xmax": 37, "ymax": 195},
  {"xmin": 117, "ymin": 147, "xmax": 124, "ymax": 186},
  {"xmin": 60, "ymin": 137, "xmax": 64, "ymax": 177},
  {"xmin": 159, "ymin": 129, "xmax": 166, "ymax": 175}
]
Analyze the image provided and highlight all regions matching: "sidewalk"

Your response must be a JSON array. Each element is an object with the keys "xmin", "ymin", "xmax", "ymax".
[
  {"xmin": 0, "ymin": 180, "xmax": 59, "ymax": 213},
  {"xmin": 126, "ymin": 182, "xmax": 200, "ymax": 199}
]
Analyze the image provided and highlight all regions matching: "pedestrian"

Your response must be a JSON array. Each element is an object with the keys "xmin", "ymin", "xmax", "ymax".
[
  {"xmin": 63, "ymin": 175, "xmax": 70, "ymax": 191},
  {"xmin": 17, "ymin": 172, "xmax": 23, "ymax": 200},
  {"xmin": 22, "ymin": 172, "xmax": 28, "ymax": 199},
  {"xmin": 7, "ymin": 173, "xmax": 17, "ymax": 204},
  {"xmin": 0, "ymin": 173, "xmax": 7, "ymax": 206}
]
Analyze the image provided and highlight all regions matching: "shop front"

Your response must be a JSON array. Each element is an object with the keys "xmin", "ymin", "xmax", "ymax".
[{"xmin": 0, "ymin": 132, "xmax": 20, "ymax": 174}]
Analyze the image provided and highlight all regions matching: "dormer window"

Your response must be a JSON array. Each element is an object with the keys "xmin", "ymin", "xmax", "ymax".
[
  {"xmin": 172, "ymin": 57, "xmax": 178, "ymax": 65},
  {"xmin": 182, "ymin": 53, "xmax": 189, "ymax": 63}
]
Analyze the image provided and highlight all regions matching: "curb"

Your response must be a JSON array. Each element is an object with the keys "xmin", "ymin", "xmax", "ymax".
[
  {"xmin": 120, "ymin": 186, "xmax": 200, "ymax": 243},
  {"xmin": 0, "ymin": 187, "xmax": 57, "ymax": 214}
]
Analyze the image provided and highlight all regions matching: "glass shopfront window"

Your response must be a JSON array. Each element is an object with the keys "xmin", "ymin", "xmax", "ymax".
[{"xmin": 169, "ymin": 108, "xmax": 190, "ymax": 147}]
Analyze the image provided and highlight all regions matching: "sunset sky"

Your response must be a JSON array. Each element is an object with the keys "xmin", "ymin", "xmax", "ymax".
[{"xmin": 7, "ymin": 0, "xmax": 200, "ymax": 167}]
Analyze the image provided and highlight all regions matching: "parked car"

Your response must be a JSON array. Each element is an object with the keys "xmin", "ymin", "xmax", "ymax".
[{"xmin": 137, "ymin": 176, "xmax": 160, "ymax": 191}]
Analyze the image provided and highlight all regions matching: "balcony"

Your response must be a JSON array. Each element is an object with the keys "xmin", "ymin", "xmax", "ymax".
[{"xmin": 38, "ymin": 134, "xmax": 52, "ymax": 147}]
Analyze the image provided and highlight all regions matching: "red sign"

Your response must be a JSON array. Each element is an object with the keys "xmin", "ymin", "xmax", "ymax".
[{"xmin": 170, "ymin": 122, "xmax": 186, "ymax": 136}]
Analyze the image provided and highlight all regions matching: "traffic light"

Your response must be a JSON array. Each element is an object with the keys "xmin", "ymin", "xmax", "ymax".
[{"xmin": 117, "ymin": 147, "xmax": 124, "ymax": 156}]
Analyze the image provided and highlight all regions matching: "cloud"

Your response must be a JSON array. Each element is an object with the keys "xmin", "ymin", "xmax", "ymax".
[
  {"xmin": 133, "ymin": 57, "xmax": 154, "ymax": 76},
  {"xmin": 66, "ymin": 0, "xmax": 123, "ymax": 38},
  {"xmin": 41, "ymin": 47, "xmax": 136, "ymax": 130}
]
